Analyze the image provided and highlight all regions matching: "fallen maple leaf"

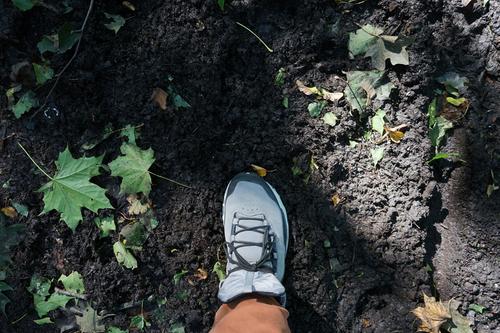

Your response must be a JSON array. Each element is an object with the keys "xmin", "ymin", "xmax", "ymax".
[
  {"xmin": 412, "ymin": 294, "xmax": 451, "ymax": 333},
  {"xmin": 1, "ymin": 207, "xmax": 17, "ymax": 218},
  {"xmin": 296, "ymin": 80, "xmax": 343, "ymax": 102},
  {"xmin": 296, "ymin": 80, "xmax": 321, "ymax": 96},
  {"xmin": 384, "ymin": 125, "xmax": 405, "ymax": 143},
  {"xmin": 321, "ymin": 89, "xmax": 343, "ymax": 102},
  {"xmin": 122, "ymin": 1, "xmax": 135, "ymax": 11},
  {"xmin": 194, "ymin": 268, "xmax": 208, "ymax": 281},
  {"xmin": 127, "ymin": 194, "xmax": 150, "ymax": 215},
  {"xmin": 441, "ymin": 97, "xmax": 469, "ymax": 122},
  {"xmin": 151, "ymin": 88, "xmax": 168, "ymax": 110},
  {"xmin": 331, "ymin": 193, "xmax": 341, "ymax": 207},
  {"xmin": 251, "ymin": 164, "xmax": 267, "ymax": 177}
]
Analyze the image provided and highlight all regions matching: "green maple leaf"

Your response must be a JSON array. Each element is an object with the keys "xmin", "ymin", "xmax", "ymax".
[
  {"xmin": 11, "ymin": 0, "xmax": 37, "ymax": 11},
  {"xmin": 37, "ymin": 23, "xmax": 81, "ymax": 55},
  {"xmin": 12, "ymin": 91, "xmax": 38, "ymax": 119},
  {"xmin": 348, "ymin": 24, "xmax": 384, "ymax": 56},
  {"xmin": 94, "ymin": 216, "xmax": 116, "ymax": 237},
  {"xmin": 35, "ymin": 293, "xmax": 73, "ymax": 317},
  {"xmin": 76, "ymin": 304, "xmax": 106, "ymax": 333},
  {"xmin": 429, "ymin": 116, "xmax": 453, "ymax": 148},
  {"xmin": 113, "ymin": 241, "xmax": 137, "ymax": 269},
  {"xmin": 28, "ymin": 275, "xmax": 72, "ymax": 318},
  {"xmin": 58, "ymin": 271, "xmax": 85, "ymax": 294},
  {"xmin": 109, "ymin": 143, "xmax": 155, "ymax": 195},
  {"xmin": 371, "ymin": 109, "xmax": 386, "ymax": 134},
  {"xmin": 348, "ymin": 24, "xmax": 412, "ymax": 70},
  {"xmin": 33, "ymin": 63, "xmax": 54, "ymax": 85},
  {"xmin": 104, "ymin": 13, "xmax": 125, "ymax": 34},
  {"xmin": 370, "ymin": 147, "xmax": 384, "ymax": 167},
  {"xmin": 38, "ymin": 147, "xmax": 112, "ymax": 231},
  {"xmin": 344, "ymin": 70, "xmax": 395, "ymax": 112}
]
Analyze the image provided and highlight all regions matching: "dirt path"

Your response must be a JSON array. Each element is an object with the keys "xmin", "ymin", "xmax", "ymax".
[{"xmin": 1, "ymin": 0, "xmax": 499, "ymax": 332}]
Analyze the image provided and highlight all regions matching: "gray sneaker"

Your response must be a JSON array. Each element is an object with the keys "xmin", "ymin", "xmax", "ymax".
[{"xmin": 217, "ymin": 172, "xmax": 289, "ymax": 304}]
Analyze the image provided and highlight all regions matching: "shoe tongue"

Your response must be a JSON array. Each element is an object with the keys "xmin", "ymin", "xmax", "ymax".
[{"xmin": 234, "ymin": 218, "xmax": 266, "ymax": 264}]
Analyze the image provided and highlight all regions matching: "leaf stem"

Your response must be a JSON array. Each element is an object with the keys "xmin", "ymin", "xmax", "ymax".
[
  {"xmin": 235, "ymin": 22, "xmax": 274, "ymax": 53},
  {"xmin": 10, "ymin": 312, "xmax": 27, "ymax": 325},
  {"xmin": 107, "ymin": 123, "xmax": 144, "ymax": 136},
  {"xmin": 17, "ymin": 142, "xmax": 53, "ymax": 180},
  {"xmin": 148, "ymin": 171, "xmax": 192, "ymax": 189}
]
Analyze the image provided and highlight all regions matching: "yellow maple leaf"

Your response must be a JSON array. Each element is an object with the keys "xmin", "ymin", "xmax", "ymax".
[
  {"xmin": 412, "ymin": 294, "xmax": 451, "ymax": 333},
  {"xmin": 250, "ymin": 164, "xmax": 267, "ymax": 177},
  {"xmin": 127, "ymin": 194, "xmax": 150, "ymax": 215},
  {"xmin": 1, "ymin": 207, "xmax": 17, "ymax": 218}
]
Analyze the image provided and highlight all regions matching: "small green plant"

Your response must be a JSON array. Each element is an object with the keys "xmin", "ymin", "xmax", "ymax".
[
  {"xmin": 275, "ymin": 68, "xmax": 286, "ymax": 86},
  {"xmin": 427, "ymin": 72, "xmax": 469, "ymax": 163},
  {"xmin": 217, "ymin": 0, "xmax": 225, "ymax": 10},
  {"xmin": 173, "ymin": 270, "xmax": 189, "ymax": 285}
]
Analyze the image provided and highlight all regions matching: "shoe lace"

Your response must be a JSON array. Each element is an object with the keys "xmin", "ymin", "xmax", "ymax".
[{"xmin": 224, "ymin": 212, "xmax": 274, "ymax": 275}]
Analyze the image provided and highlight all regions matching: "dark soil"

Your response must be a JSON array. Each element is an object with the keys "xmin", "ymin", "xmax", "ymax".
[{"xmin": 1, "ymin": 0, "xmax": 499, "ymax": 332}]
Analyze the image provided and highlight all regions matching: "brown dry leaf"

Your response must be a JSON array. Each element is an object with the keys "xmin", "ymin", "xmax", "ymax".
[
  {"xmin": 384, "ymin": 126, "xmax": 405, "ymax": 143},
  {"xmin": 321, "ymin": 89, "xmax": 343, "ymax": 102},
  {"xmin": 296, "ymin": 80, "xmax": 321, "ymax": 96},
  {"xmin": 127, "ymin": 194, "xmax": 150, "ymax": 215},
  {"xmin": 331, "ymin": 193, "xmax": 341, "ymax": 207},
  {"xmin": 1, "ymin": 207, "xmax": 18, "ymax": 218},
  {"xmin": 151, "ymin": 88, "xmax": 168, "ymax": 110},
  {"xmin": 361, "ymin": 318, "xmax": 371, "ymax": 328},
  {"xmin": 412, "ymin": 294, "xmax": 451, "ymax": 333},
  {"xmin": 251, "ymin": 164, "xmax": 267, "ymax": 177},
  {"xmin": 441, "ymin": 99, "xmax": 469, "ymax": 122},
  {"xmin": 122, "ymin": 1, "xmax": 136, "ymax": 11},
  {"xmin": 194, "ymin": 268, "xmax": 208, "ymax": 281}
]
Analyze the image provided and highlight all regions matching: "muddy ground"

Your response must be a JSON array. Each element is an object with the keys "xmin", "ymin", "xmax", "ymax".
[{"xmin": 1, "ymin": 0, "xmax": 499, "ymax": 332}]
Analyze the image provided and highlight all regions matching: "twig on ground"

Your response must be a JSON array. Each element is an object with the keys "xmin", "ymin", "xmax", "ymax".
[
  {"xmin": 31, "ymin": 0, "xmax": 95, "ymax": 120},
  {"xmin": 54, "ymin": 287, "xmax": 88, "ymax": 300},
  {"xmin": 235, "ymin": 22, "xmax": 273, "ymax": 53}
]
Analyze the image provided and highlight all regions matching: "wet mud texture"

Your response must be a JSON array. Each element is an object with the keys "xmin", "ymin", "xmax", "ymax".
[{"xmin": 1, "ymin": 0, "xmax": 499, "ymax": 332}]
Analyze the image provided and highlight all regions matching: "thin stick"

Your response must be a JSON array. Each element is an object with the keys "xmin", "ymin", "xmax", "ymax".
[
  {"xmin": 0, "ymin": 133, "xmax": 15, "ymax": 142},
  {"xmin": 31, "ymin": 0, "xmax": 95, "ymax": 119},
  {"xmin": 108, "ymin": 123, "xmax": 144, "ymax": 136},
  {"xmin": 54, "ymin": 287, "xmax": 88, "ymax": 300},
  {"xmin": 17, "ymin": 142, "xmax": 53, "ymax": 180},
  {"xmin": 148, "ymin": 171, "xmax": 192, "ymax": 189},
  {"xmin": 235, "ymin": 22, "xmax": 273, "ymax": 53},
  {"xmin": 10, "ymin": 313, "xmax": 28, "ymax": 325}
]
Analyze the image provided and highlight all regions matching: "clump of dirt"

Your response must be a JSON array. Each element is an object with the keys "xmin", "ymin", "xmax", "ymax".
[{"xmin": 1, "ymin": 0, "xmax": 499, "ymax": 332}]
